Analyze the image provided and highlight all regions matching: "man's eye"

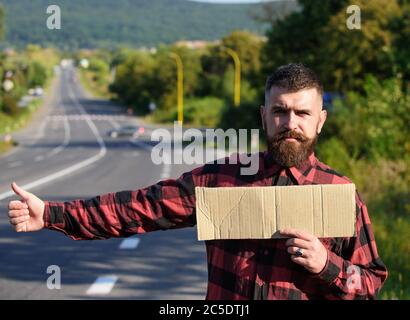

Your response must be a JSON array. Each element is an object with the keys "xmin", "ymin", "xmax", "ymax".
[{"xmin": 273, "ymin": 109, "xmax": 285, "ymax": 114}]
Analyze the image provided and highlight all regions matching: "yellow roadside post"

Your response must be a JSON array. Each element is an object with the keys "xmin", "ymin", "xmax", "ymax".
[
  {"xmin": 169, "ymin": 52, "xmax": 184, "ymax": 125},
  {"xmin": 223, "ymin": 47, "xmax": 241, "ymax": 107}
]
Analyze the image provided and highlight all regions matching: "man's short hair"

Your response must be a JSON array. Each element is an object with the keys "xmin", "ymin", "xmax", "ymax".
[{"xmin": 265, "ymin": 63, "xmax": 324, "ymax": 106}]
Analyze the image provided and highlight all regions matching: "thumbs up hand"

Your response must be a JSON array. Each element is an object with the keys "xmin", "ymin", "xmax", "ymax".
[{"xmin": 8, "ymin": 182, "xmax": 45, "ymax": 232}]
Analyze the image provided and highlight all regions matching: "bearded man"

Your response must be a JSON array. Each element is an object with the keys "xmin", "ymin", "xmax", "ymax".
[{"xmin": 7, "ymin": 63, "xmax": 387, "ymax": 300}]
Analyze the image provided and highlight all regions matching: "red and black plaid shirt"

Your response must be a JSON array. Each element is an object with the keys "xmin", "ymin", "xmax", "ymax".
[{"xmin": 44, "ymin": 151, "xmax": 387, "ymax": 299}]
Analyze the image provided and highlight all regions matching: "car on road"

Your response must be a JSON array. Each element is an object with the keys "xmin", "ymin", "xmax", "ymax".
[
  {"xmin": 28, "ymin": 86, "xmax": 44, "ymax": 96},
  {"xmin": 107, "ymin": 125, "xmax": 145, "ymax": 138}
]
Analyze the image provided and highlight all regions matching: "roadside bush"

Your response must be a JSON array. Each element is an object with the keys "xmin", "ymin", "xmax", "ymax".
[
  {"xmin": 218, "ymin": 100, "xmax": 261, "ymax": 130},
  {"xmin": 1, "ymin": 94, "xmax": 19, "ymax": 116},
  {"xmin": 27, "ymin": 61, "xmax": 47, "ymax": 88},
  {"xmin": 184, "ymin": 96, "xmax": 226, "ymax": 127}
]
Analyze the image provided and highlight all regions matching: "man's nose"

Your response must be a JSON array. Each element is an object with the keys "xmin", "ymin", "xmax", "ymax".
[{"xmin": 282, "ymin": 111, "xmax": 298, "ymax": 131}]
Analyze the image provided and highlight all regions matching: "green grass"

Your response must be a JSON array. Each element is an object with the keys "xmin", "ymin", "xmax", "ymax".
[
  {"xmin": 0, "ymin": 97, "xmax": 43, "ymax": 156},
  {"xmin": 78, "ymin": 68, "xmax": 112, "ymax": 99},
  {"xmin": 374, "ymin": 215, "xmax": 410, "ymax": 299},
  {"xmin": 0, "ymin": 99, "xmax": 41, "ymax": 135},
  {"xmin": 0, "ymin": 140, "xmax": 14, "ymax": 154}
]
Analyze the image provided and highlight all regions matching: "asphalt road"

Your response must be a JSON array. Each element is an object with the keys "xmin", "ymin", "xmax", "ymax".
[{"xmin": 0, "ymin": 65, "xmax": 208, "ymax": 299}]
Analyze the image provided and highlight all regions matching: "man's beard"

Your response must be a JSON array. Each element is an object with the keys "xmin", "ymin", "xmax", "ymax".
[{"xmin": 265, "ymin": 128, "xmax": 318, "ymax": 168}]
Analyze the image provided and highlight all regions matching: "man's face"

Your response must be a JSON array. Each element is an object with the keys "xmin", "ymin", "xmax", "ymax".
[{"xmin": 260, "ymin": 86, "xmax": 327, "ymax": 167}]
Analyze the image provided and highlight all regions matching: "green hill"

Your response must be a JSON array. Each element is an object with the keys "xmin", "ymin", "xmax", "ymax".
[{"xmin": 0, "ymin": 0, "xmax": 296, "ymax": 49}]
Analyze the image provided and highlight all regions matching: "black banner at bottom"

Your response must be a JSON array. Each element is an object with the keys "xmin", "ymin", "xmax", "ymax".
[{"xmin": 0, "ymin": 300, "xmax": 405, "ymax": 319}]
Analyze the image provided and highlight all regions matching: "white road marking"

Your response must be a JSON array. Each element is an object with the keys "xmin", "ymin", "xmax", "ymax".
[
  {"xmin": 86, "ymin": 275, "xmax": 118, "ymax": 295},
  {"xmin": 0, "ymin": 138, "xmax": 105, "ymax": 201},
  {"xmin": 34, "ymin": 115, "xmax": 71, "ymax": 162},
  {"xmin": 33, "ymin": 119, "xmax": 48, "ymax": 140},
  {"xmin": 119, "ymin": 237, "xmax": 140, "ymax": 250},
  {"xmin": 47, "ymin": 114, "xmax": 129, "ymax": 121},
  {"xmin": 7, "ymin": 161, "xmax": 22, "ymax": 168},
  {"xmin": 46, "ymin": 115, "xmax": 71, "ymax": 157},
  {"xmin": 0, "ymin": 71, "xmax": 107, "ymax": 201}
]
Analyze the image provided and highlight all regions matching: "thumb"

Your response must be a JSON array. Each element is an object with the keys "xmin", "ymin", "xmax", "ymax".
[{"xmin": 11, "ymin": 182, "xmax": 31, "ymax": 200}]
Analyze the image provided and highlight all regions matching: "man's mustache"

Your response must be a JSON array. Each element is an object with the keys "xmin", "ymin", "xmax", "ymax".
[{"xmin": 273, "ymin": 130, "xmax": 308, "ymax": 142}]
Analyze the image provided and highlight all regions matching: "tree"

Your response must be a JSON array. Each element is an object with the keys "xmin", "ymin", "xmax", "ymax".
[
  {"xmin": 221, "ymin": 31, "xmax": 263, "ymax": 83},
  {"xmin": 199, "ymin": 31, "xmax": 263, "ymax": 104},
  {"xmin": 321, "ymin": 75, "xmax": 410, "ymax": 161},
  {"xmin": 262, "ymin": 0, "xmax": 349, "ymax": 75},
  {"xmin": 110, "ymin": 50, "xmax": 156, "ymax": 113},
  {"xmin": 27, "ymin": 61, "xmax": 48, "ymax": 88},
  {"xmin": 319, "ymin": 0, "xmax": 400, "ymax": 92},
  {"xmin": 391, "ymin": 3, "xmax": 410, "ymax": 82},
  {"xmin": 261, "ymin": 0, "xmax": 404, "ymax": 92},
  {"xmin": 249, "ymin": 0, "xmax": 297, "ymax": 25}
]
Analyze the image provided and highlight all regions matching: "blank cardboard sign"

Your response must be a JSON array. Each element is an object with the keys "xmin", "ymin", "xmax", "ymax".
[{"xmin": 195, "ymin": 184, "xmax": 356, "ymax": 240}]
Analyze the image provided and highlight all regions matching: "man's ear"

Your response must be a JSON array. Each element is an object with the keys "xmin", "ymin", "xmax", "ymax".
[
  {"xmin": 317, "ymin": 109, "xmax": 327, "ymax": 134},
  {"xmin": 260, "ymin": 105, "xmax": 265, "ymax": 131}
]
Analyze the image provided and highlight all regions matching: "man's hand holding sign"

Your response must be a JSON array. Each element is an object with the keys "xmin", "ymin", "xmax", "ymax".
[{"xmin": 281, "ymin": 228, "xmax": 328, "ymax": 274}]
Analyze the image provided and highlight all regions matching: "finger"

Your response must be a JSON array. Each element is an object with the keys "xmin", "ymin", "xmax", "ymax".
[
  {"xmin": 10, "ymin": 215, "xmax": 30, "ymax": 225},
  {"xmin": 287, "ymin": 246, "xmax": 304, "ymax": 255},
  {"xmin": 287, "ymin": 246, "xmax": 297, "ymax": 254},
  {"xmin": 285, "ymin": 238, "xmax": 310, "ymax": 249},
  {"xmin": 8, "ymin": 209, "xmax": 30, "ymax": 218},
  {"xmin": 280, "ymin": 228, "xmax": 315, "ymax": 241},
  {"xmin": 14, "ymin": 223, "xmax": 27, "ymax": 233},
  {"xmin": 11, "ymin": 182, "xmax": 31, "ymax": 201},
  {"xmin": 8, "ymin": 200, "xmax": 28, "ymax": 210},
  {"xmin": 290, "ymin": 254, "xmax": 309, "ymax": 266},
  {"xmin": 287, "ymin": 246, "xmax": 312, "ymax": 259}
]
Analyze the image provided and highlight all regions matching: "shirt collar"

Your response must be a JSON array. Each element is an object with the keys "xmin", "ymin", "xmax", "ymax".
[{"xmin": 263, "ymin": 150, "xmax": 317, "ymax": 185}]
